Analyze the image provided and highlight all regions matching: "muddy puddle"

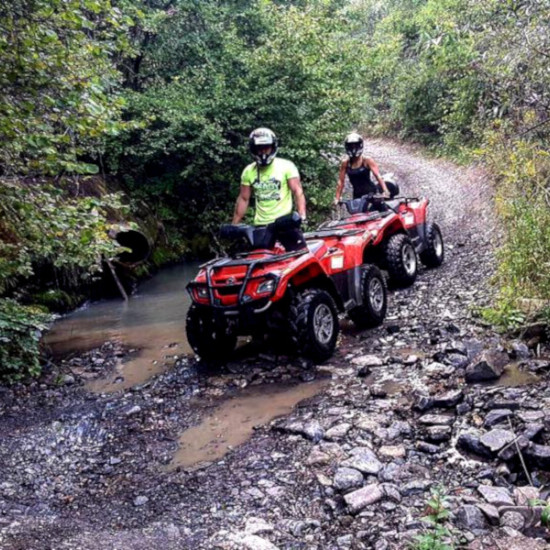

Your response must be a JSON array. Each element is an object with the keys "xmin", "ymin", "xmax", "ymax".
[
  {"xmin": 491, "ymin": 363, "xmax": 539, "ymax": 387},
  {"xmin": 43, "ymin": 263, "xmax": 200, "ymax": 392},
  {"xmin": 167, "ymin": 379, "xmax": 328, "ymax": 471},
  {"xmin": 378, "ymin": 379, "xmax": 402, "ymax": 395}
]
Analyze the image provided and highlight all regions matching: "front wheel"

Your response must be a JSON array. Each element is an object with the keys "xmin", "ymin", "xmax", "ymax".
[
  {"xmin": 186, "ymin": 304, "xmax": 237, "ymax": 361},
  {"xmin": 289, "ymin": 289, "xmax": 339, "ymax": 363},
  {"xmin": 420, "ymin": 222, "xmax": 444, "ymax": 268},
  {"xmin": 349, "ymin": 265, "xmax": 387, "ymax": 328},
  {"xmin": 385, "ymin": 233, "xmax": 417, "ymax": 287}
]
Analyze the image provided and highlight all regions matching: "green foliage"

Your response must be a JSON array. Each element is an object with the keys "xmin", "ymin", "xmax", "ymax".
[
  {"xmin": 481, "ymin": 300, "xmax": 526, "ymax": 332},
  {"xmin": 528, "ymin": 499, "xmax": 550, "ymax": 528},
  {"xmin": 106, "ymin": 0, "xmax": 367, "ymax": 242},
  {"xmin": 478, "ymin": 132, "xmax": 550, "ymax": 326},
  {"xmin": 348, "ymin": 0, "xmax": 550, "ymax": 325},
  {"xmin": 412, "ymin": 529, "xmax": 453, "ymax": 550},
  {"xmin": 350, "ymin": 0, "xmax": 549, "ymax": 150},
  {"xmin": 0, "ymin": 299, "xmax": 51, "ymax": 382},
  {"xmin": 0, "ymin": 0, "xmax": 143, "ymax": 374},
  {"xmin": 542, "ymin": 504, "xmax": 550, "ymax": 528},
  {"xmin": 0, "ymin": 180, "xmax": 128, "ymax": 295},
  {"xmin": 411, "ymin": 487, "xmax": 455, "ymax": 550},
  {"xmin": 351, "ymin": 0, "xmax": 481, "ymax": 147},
  {"xmin": 0, "ymin": 0, "xmax": 136, "ymax": 176},
  {"xmin": 30, "ymin": 289, "xmax": 84, "ymax": 313}
]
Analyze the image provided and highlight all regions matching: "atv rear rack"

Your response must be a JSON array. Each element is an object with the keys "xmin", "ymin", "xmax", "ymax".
[{"xmin": 304, "ymin": 228, "xmax": 365, "ymax": 239}]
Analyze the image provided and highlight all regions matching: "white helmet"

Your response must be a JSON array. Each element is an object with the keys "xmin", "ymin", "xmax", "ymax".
[
  {"xmin": 344, "ymin": 132, "xmax": 364, "ymax": 158},
  {"xmin": 249, "ymin": 127, "xmax": 278, "ymax": 166}
]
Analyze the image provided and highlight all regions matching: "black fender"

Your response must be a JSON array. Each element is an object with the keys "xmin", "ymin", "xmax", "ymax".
[
  {"xmin": 329, "ymin": 265, "xmax": 373, "ymax": 312},
  {"xmin": 292, "ymin": 274, "xmax": 344, "ymax": 312}
]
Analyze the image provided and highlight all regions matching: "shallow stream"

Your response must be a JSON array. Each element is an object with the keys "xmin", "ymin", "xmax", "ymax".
[{"xmin": 43, "ymin": 263, "xmax": 200, "ymax": 392}]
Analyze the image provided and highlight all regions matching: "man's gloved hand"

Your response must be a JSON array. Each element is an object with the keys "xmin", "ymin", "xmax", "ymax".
[{"xmin": 300, "ymin": 215, "xmax": 308, "ymax": 230}]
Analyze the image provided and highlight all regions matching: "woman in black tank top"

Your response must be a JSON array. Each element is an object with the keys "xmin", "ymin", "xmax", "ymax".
[{"xmin": 334, "ymin": 133, "xmax": 390, "ymax": 204}]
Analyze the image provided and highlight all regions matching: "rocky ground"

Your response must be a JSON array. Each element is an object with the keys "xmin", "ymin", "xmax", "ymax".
[{"xmin": 1, "ymin": 140, "xmax": 550, "ymax": 550}]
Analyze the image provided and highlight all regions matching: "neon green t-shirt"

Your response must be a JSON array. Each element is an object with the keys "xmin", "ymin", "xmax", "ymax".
[{"xmin": 241, "ymin": 157, "xmax": 299, "ymax": 226}]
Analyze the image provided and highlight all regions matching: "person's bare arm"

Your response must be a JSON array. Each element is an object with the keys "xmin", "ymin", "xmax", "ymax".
[
  {"xmin": 232, "ymin": 185, "xmax": 251, "ymax": 224},
  {"xmin": 288, "ymin": 177, "xmax": 306, "ymax": 220},
  {"xmin": 334, "ymin": 160, "xmax": 347, "ymax": 204},
  {"xmin": 365, "ymin": 157, "xmax": 389, "ymax": 196}
]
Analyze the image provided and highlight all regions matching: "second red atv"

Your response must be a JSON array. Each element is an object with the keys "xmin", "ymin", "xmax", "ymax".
[
  {"xmin": 186, "ymin": 213, "xmax": 388, "ymax": 363},
  {"xmin": 319, "ymin": 187, "xmax": 445, "ymax": 288}
]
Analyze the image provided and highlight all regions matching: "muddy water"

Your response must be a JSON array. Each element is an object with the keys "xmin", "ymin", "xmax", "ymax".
[
  {"xmin": 43, "ymin": 263, "xmax": 200, "ymax": 392},
  {"xmin": 494, "ymin": 363, "xmax": 539, "ymax": 387},
  {"xmin": 168, "ymin": 380, "xmax": 327, "ymax": 471}
]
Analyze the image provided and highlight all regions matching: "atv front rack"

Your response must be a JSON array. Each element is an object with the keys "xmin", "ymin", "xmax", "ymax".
[
  {"xmin": 199, "ymin": 247, "xmax": 307, "ymax": 269},
  {"xmin": 192, "ymin": 248, "xmax": 309, "ymax": 309}
]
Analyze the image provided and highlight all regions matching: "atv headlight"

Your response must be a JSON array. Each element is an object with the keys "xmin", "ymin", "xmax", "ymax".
[
  {"xmin": 257, "ymin": 279, "xmax": 275, "ymax": 295},
  {"xmin": 196, "ymin": 287, "xmax": 209, "ymax": 298},
  {"xmin": 190, "ymin": 285, "xmax": 210, "ymax": 304},
  {"xmin": 243, "ymin": 276, "xmax": 278, "ymax": 302}
]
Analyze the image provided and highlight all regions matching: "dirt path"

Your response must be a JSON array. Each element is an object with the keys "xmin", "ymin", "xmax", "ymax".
[{"xmin": 1, "ymin": 140, "xmax": 549, "ymax": 550}]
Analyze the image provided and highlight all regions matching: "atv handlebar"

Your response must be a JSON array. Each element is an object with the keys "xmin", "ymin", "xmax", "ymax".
[
  {"xmin": 272, "ymin": 211, "xmax": 302, "ymax": 231},
  {"xmin": 335, "ymin": 193, "xmax": 386, "ymax": 205},
  {"xmin": 338, "ymin": 193, "xmax": 389, "ymax": 215},
  {"xmin": 220, "ymin": 223, "xmax": 256, "ymax": 246}
]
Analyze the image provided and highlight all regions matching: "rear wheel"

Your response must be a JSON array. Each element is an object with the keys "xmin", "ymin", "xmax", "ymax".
[
  {"xmin": 420, "ymin": 222, "xmax": 444, "ymax": 267},
  {"xmin": 289, "ymin": 289, "xmax": 339, "ymax": 363},
  {"xmin": 186, "ymin": 304, "xmax": 237, "ymax": 361},
  {"xmin": 349, "ymin": 265, "xmax": 387, "ymax": 328},
  {"xmin": 385, "ymin": 233, "xmax": 417, "ymax": 287}
]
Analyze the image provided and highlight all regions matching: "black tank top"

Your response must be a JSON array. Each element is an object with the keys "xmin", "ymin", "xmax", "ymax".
[{"xmin": 347, "ymin": 159, "xmax": 377, "ymax": 199}]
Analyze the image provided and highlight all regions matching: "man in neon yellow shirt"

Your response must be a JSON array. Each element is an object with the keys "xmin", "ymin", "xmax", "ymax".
[{"xmin": 232, "ymin": 127, "xmax": 307, "ymax": 251}]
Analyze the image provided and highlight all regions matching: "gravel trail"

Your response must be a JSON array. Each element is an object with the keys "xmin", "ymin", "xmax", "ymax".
[{"xmin": 1, "ymin": 140, "xmax": 549, "ymax": 550}]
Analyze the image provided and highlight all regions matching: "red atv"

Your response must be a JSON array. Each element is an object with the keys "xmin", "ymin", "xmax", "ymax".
[
  {"xmin": 322, "ymin": 187, "xmax": 445, "ymax": 288},
  {"xmin": 186, "ymin": 190, "xmax": 444, "ymax": 363},
  {"xmin": 186, "ymin": 213, "xmax": 388, "ymax": 363}
]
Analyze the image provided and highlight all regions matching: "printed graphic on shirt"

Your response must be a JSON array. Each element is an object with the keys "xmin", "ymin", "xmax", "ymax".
[{"xmin": 254, "ymin": 176, "xmax": 282, "ymax": 202}]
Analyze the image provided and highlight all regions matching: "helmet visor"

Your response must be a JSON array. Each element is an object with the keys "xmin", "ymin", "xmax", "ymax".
[
  {"xmin": 250, "ymin": 133, "xmax": 277, "ymax": 165},
  {"xmin": 345, "ymin": 142, "xmax": 363, "ymax": 157}
]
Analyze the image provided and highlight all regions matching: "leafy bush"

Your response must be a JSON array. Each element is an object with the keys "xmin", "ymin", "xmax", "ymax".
[
  {"xmin": 106, "ymin": 0, "xmax": 368, "ymax": 241},
  {"xmin": 479, "ymin": 133, "xmax": 550, "ymax": 326},
  {"xmin": 0, "ymin": 0, "xmax": 135, "ymax": 176},
  {"xmin": 30, "ymin": 290, "xmax": 84, "ymax": 313},
  {"xmin": 0, "ymin": 299, "xmax": 51, "ymax": 382},
  {"xmin": 0, "ymin": 181, "xmax": 128, "ymax": 295}
]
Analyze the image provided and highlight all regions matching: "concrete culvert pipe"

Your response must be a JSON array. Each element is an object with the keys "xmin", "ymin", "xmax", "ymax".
[{"xmin": 114, "ymin": 228, "xmax": 151, "ymax": 264}]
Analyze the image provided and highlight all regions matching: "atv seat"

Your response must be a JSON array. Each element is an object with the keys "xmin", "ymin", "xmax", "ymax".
[
  {"xmin": 220, "ymin": 212, "xmax": 305, "ymax": 254},
  {"xmin": 220, "ymin": 224, "xmax": 255, "ymax": 247}
]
